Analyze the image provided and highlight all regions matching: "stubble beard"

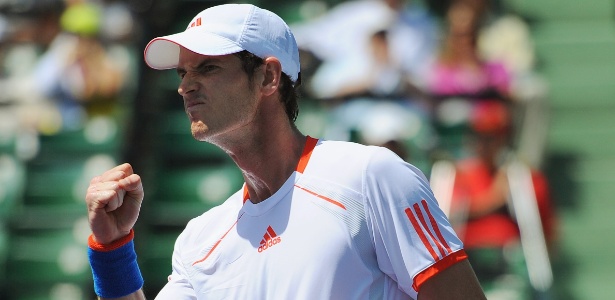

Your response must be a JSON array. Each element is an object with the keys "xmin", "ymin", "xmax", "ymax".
[
  {"xmin": 188, "ymin": 91, "xmax": 260, "ymax": 146},
  {"xmin": 191, "ymin": 120, "xmax": 210, "ymax": 142}
]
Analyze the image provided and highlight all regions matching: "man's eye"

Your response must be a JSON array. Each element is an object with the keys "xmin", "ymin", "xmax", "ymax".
[{"xmin": 200, "ymin": 65, "xmax": 218, "ymax": 73}]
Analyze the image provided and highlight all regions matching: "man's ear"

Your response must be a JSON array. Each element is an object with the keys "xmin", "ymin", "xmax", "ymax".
[{"xmin": 261, "ymin": 57, "xmax": 282, "ymax": 96}]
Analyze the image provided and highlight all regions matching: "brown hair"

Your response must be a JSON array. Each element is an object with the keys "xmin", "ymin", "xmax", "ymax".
[{"xmin": 233, "ymin": 50, "xmax": 300, "ymax": 123}]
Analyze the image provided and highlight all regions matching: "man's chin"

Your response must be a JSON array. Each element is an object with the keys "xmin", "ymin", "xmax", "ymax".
[
  {"xmin": 191, "ymin": 131, "xmax": 213, "ymax": 142},
  {"xmin": 191, "ymin": 122, "xmax": 211, "ymax": 142}
]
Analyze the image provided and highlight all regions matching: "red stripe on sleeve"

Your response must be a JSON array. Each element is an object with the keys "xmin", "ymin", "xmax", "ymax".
[
  {"xmin": 405, "ymin": 208, "xmax": 438, "ymax": 261},
  {"xmin": 412, "ymin": 249, "xmax": 468, "ymax": 292},
  {"xmin": 413, "ymin": 203, "xmax": 447, "ymax": 258},
  {"xmin": 421, "ymin": 199, "xmax": 453, "ymax": 253}
]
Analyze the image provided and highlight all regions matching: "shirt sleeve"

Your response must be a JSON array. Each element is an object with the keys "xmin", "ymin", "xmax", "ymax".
[
  {"xmin": 362, "ymin": 147, "xmax": 467, "ymax": 298},
  {"xmin": 154, "ymin": 233, "xmax": 197, "ymax": 300}
]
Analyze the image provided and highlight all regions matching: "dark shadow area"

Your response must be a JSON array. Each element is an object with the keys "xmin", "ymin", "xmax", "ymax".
[
  {"xmin": 543, "ymin": 151, "xmax": 581, "ymax": 211},
  {"xmin": 542, "ymin": 151, "xmax": 581, "ymax": 300},
  {"xmin": 549, "ymin": 247, "xmax": 578, "ymax": 300}
]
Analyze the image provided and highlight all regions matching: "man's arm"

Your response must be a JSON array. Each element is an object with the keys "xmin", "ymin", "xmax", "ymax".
[
  {"xmin": 418, "ymin": 259, "xmax": 486, "ymax": 300},
  {"xmin": 86, "ymin": 164, "xmax": 146, "ymax": 298}
]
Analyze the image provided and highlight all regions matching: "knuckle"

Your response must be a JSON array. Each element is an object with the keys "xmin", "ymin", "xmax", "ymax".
[{"xmin": 89, "ymin": 176, "xmax": 101, "ymax": 184}]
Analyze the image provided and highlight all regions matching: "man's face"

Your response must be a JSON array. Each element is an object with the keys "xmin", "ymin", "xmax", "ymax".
[{"xmin": 176, "ymin": 47, "xmax": 260, "ymax": 143}]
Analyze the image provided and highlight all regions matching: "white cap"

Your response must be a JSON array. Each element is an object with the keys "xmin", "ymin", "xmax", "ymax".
[{"xmin": 144, "ymin": 4, "xmax": 301, "ymax": 82}]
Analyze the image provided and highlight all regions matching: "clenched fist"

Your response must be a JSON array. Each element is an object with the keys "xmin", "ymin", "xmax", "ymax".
[{"xmin": 86, "ymin": 163, "xmax": 144, "ymax": 245}]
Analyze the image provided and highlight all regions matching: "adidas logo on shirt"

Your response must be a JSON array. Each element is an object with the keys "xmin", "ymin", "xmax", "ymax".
[{"xmin": 258, "ymin": 225, "xmax": 282, "ymax": 253}]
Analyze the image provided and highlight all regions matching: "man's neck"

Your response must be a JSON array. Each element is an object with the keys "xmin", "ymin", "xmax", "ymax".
[{"xmin": 223, "ymin": 126, "xmax": 306, "ymax": 204}]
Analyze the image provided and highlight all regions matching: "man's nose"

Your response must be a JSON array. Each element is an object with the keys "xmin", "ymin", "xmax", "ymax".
[{"xmin": 178, "ymin": 76, "xmax": 197, "ymax": 96}]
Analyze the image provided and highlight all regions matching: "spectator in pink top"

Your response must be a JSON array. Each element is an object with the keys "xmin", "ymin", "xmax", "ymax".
[{"xmin": 427, "ymin": 0, "xmax": 511, "ymax": 100}]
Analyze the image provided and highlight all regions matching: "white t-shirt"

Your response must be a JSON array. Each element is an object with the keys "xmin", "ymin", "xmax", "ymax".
[{"xmin": 155, "ymin": 138, "xmax": 466, "ymax": 300}]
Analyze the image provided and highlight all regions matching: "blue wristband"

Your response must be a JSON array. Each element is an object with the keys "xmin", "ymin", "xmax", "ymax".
[{"xmin": 88, "ymin": 232, "xmax": 144, "ymax": 298}]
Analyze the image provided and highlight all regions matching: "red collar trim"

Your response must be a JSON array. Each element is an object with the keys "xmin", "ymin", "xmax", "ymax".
[
  {"xmin": 296, "ymin": 136, "xmax": 318, "ymax": 174},
  {"xmin": 243, "ymin": 136, "xmax": 318, "ymax": 203}
]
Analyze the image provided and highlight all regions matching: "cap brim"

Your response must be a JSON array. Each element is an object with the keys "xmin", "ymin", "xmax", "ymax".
[{"xmin": 144, "ymin": 30, "xmax": 244, "ymax": 70}]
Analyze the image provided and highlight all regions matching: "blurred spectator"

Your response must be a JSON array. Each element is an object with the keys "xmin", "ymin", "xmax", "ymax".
[
  {"xmin": 426, "ymin": 0, "xmax": 511, "ymax": 100},
  {"xmin": 424, "ymin": 0, "xmax": 519, "ymax": 162},
  {"xmin": 317, "ymin": 28, "xmax": 435, "ymax": 162},
  {"xmin": 35, "ymin": 0, "xmax": 135, "ymax": 131},
  {"xmin": 446, "ymin": 100, "xmax": 557, "ymax": 298},
  {"xmin": 450, "ymin": 101, "xmax": 556, "ymax": 245},
  {"xmin": 313, "ymin": 29, "xmax": 425, "ymax": 102},
  {"xmin": 425, "ymin": 3, "xmax": 558, "ymax": 296},
  {"xmin": 293, "ymin": 0, "xmax": 438, "ymax": 100},
  {"xmin": 426, "ymin": 0, "xmax": 548, "ymax": 102},
  {"xmin": 0, "ymin": 0, "xmax": 137, "ymax": 136},
  {"xmin": 477, "ymin": 3, "xmax": 549, "ymax": 103},
  {"xmin": 479, "ymin": 13, "xmax": 535, "ymax": 81},
  {"xmin": 0, "ymin": 3, "xmax": 65, "ymax": 153},
  {"xmin": 292, "ymin": 0, "xmax": 439, "ymax": 163}
]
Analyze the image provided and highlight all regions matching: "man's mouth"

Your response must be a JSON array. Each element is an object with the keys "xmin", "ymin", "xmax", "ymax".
[{"xmin": 185, "ymin": 100, "xmax": 205, "ymax": 110}]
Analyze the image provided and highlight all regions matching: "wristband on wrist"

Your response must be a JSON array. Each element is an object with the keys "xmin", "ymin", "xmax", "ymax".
[{"xmin": 88, "ymin": 229, "xmax": 144, "ymax": 298}]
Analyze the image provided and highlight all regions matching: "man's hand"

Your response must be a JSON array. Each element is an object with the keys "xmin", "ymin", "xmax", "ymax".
[{"xmin": 86, "ymin": 163, "xmax": 144, "ymax": 245}]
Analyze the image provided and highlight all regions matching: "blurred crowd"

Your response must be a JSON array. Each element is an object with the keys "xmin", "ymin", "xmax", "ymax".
[
  {"xmin": 292, "ymin": 0, "xmax": 546, "ymax": 157},
  {"xmin": 291, "ymin": 0, "xmax": 556, "ymax": 298},
  {"xmin": 0, "ymin": 0, "xmax": 558, "ymax": 299},
  {"xmin": 0, "ymin": 0, "xmax": 138, "ymax": 159},
  {"xmin": 0, "ymin": 1, "xmax": 140, "ymax": 298}
]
